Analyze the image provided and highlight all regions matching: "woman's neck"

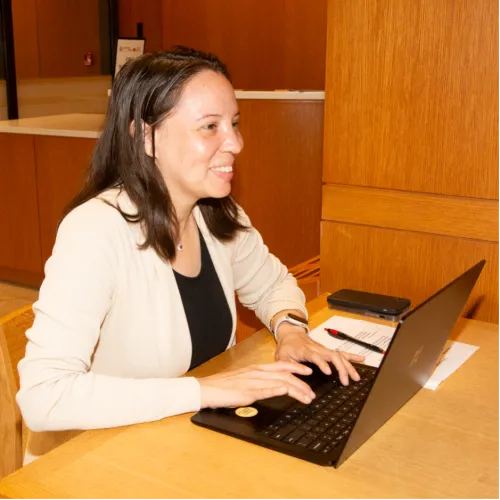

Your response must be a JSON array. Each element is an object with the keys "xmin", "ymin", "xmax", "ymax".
[{"xmin": 175, "ymin": 203, "xmax": 196, "ymax": 232}]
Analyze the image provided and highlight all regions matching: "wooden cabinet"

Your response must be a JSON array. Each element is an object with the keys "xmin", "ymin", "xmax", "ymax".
[
  {"xmin": 0, "ymin": 134, "xmax": 42, "ymax": 286},
  {"xmin": 0, "ymin": 134, "xmax": 94, "ymax": 286},
  {"xmin": 232, "ymin": 100, "xmax": 324, "ymax": 268},
  {"xmin": 35, "ymin": 136, "xmax": 96, "ymax": 265}
]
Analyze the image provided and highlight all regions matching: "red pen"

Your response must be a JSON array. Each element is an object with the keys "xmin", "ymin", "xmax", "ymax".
[{"xmin": 325, "ymin": 328, "xmax": 386, "ymax": 355}]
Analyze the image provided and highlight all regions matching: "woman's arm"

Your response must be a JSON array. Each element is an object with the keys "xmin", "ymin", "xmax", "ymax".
[
  {"xmin": 16, "ymin": 200, "xmax": 200, "ymax": 432},
  {"xmin": 231, "ymin": 208, "xmax": 363, "ymax": 384},
  {"xmin": 232, "ymin": 210, "xmax": 308, "ymax": 330}
]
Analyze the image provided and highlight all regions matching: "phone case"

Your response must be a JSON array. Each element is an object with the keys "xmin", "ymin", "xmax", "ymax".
[{"xmin": 327, "ymin": 289, "xmax": 411, "ymax": 319}]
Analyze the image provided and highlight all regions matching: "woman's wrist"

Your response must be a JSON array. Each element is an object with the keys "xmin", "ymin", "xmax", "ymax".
[
  {"xmin": 270, "ymin": 309, "xmax": 308, "ymax": 342},
  {"xmin": 276, "ymin": 323, "xmax": 308, "ymax": 343}
]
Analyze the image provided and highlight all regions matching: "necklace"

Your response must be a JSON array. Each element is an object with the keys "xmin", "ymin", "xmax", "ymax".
[{"xmin": 177, "ymin": 214, "xmax": 192, "ymax": 253}]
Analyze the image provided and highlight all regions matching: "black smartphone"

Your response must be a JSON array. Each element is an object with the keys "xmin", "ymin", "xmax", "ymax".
[{"xmin": 327, "ymin": 289, "xmax": 411, "ymax": 321}]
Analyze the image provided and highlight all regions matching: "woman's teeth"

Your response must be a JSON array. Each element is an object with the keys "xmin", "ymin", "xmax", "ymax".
[{"xmin": 211, "ymin": 166, "xmax": 233, "ymax": 173}]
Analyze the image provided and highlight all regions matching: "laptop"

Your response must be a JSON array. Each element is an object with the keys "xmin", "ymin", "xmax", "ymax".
[{"xmin": 191, "ymin": 260, "xmax": 485, "ymax": 467}]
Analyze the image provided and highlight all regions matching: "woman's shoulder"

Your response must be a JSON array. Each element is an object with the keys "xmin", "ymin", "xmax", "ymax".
[{"xmin": 60, "ymin": 188, "xmax": 133, "ymax": 236}]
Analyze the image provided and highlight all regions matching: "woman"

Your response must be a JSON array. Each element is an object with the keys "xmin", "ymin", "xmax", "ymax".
[{"xmin": 17, "ymin": 47, "xmax": 363, "ymax": 460}]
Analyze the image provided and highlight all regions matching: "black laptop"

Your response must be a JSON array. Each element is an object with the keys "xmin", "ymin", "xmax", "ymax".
[{"xmin": 191, "ymin": 261, "xmax": 485, "ymax": 467}]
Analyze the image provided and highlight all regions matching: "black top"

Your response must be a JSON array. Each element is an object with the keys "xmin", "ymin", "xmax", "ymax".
[{"xmin": 173, "ymin": 230, "xmax": 232, "ymax": 370}]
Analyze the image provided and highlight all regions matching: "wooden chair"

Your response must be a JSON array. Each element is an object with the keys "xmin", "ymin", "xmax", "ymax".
[
  {"xmin": 289, "ymin": 255, "xmax": 321, "ymax": 303},
  {"xmin": 0, "ymin": 305, "xmax": 33, "ymax": 479},
  {"xmin": 236, "ymin": 255, "xmax": 321, "ymax": 342}
]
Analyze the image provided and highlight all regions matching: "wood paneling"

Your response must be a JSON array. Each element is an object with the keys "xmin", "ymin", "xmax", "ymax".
[
  {"xmin": 17, "ymin": 76, "xmax": 110, "ymax": 118},
  {"xmin": 321, "ymin": 0, "xmax": 498, "ymax": 324},
  {"xmin": 162, "ymin": 0, "xmax": 327, "ymax": 90},
  {"xmin": 11, "ymin": 0, "xmax": 40, "ymax": 79},
  {"xmin": 232, "ymin": 100, "xmax": 324, "ymax": 268},
  {"xmin": 320, "ymin": 221, "xmax": 499, "ymax": 323},
  {"xmin": 35, "ymin": 136, "xmax": 96, "ymax": 265},
  {"xmin": 323, "ymin": 0, "xmax": 499, "ymax": 199},
  {"xmin": 0, "ymin": 268, "xmax": 41, "ymax": 289},
  {"xmin": 0, "ymin": 134, "xmax": 42, "ymax": 275},
  {"xmin": 118, "ymin": 0, "xmax": 163, "ymax": 52},
  {"xmin": 36, "ymin": 0, "xmax": 101, "ymax": 78},
  {"xmin": 322, "ymin": 184, "xmax": 499, "ymax": 242}
]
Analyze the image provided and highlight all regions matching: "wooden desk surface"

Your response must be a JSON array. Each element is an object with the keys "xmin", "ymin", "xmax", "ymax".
[{"xmin": 0, "ymin": 295, "xmax": 498, "ymax": 499}]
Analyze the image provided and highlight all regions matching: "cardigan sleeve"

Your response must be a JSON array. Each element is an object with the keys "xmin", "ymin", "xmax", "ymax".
[
  {"xmin": 16, "ymin": 200, "xmax": 200, "ymax": 433},
  {"xmin": 232, "ymin": 208, "xmax": 308, "ymax": 331}
]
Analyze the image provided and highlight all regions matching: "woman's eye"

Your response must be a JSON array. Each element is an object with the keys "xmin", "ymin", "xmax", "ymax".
[
  {"xmin": 202, "ymin": 123, "xmax": 217, "ymax": 131},
  {"xmin": 232, "ymin": 121, "xmax": 240, "ymax": 129}
]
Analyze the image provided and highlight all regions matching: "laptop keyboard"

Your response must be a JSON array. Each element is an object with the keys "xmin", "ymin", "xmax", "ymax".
[{"xmin": 259, "ymin": 364, "xmax": 376, "ymax": 454}]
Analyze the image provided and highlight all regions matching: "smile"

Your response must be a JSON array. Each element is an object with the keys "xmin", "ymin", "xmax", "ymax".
[{"xmin": 210, "ymin": 165, "xmax": 233, "ymax": 173}]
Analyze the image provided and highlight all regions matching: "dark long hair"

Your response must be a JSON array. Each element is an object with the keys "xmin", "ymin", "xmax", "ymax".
[{"xmin": 63, "ymin": 46, "xmax": 247, "ymax": 261}]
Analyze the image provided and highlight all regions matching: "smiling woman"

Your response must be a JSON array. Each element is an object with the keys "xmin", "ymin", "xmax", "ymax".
[{"xmin": 16, "ymin": 47, "xmax": 362, "ymax": 464}]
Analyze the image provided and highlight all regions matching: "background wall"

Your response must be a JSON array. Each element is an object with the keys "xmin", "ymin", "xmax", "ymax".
[
  {"xmin": 10, "ymin": 0, "xmax": 327, "ymax": 90},
  {"xmin": 161, "ymin": 0, "xmax": 327, "ymax": 90},
  {"xmin": 118, "ymin": 0, "xmax": 163, "ymax": 53},
  {"xmin": 12, "ymin": 0, "xmax": 103, "ymax": 79},
  {"xmin": 321, "ymin": 0, "xmax": 499, "ymax": 323}
]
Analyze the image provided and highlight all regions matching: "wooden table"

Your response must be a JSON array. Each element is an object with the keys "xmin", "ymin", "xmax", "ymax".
[{"xmin": 0, "ymin": 295, "xmax": 498, "ymax": 499}]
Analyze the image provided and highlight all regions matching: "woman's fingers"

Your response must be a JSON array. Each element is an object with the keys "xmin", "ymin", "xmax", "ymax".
[
  {"xmin": 199, "ymin": 350, "xmax": 367, "ymax": 409},
  {"xmin": 307, "ymin": 351, "xmax": 333, "ymax": 376},
  {"xmin": 248, "ymin": 367, "xmax": 315, "ymax": 402},
  {"xmin": 340, "ymin": 352, "xmax": 365, "ymax": 363},
  {"xmin": 255, "ymin": 360, "xmax": 313, "ymax": 376},
  {"xmin": 328, "ymin": 352, "xmax": 360, "ymax": 385},
  {"xmin": 238, "ymin": 377, "xmax": 311, "ymax": 405},
  {"xmin": 253, "ymin": 385, "xmax": 288, "ymax": 402}
]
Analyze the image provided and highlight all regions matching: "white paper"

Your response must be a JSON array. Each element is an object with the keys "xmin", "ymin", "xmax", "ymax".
[
  {"xmin": 309, "ymin": 316, "xmax": 396, "ymax": 368},
  {"xmin": 424, "ymin": 341, "xmax": 479, "ymax": 390},
  {"xmin": 310, "ymin": 315, "xmax": 479, "ymax": 390}
]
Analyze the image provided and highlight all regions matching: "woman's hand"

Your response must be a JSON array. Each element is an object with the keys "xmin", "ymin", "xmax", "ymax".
[
  {"xmin": 275, "ymin": 324, "xmax": 365, "ymax": 386},
  {"xmin": 198, "ymin": 361, "xmax": 316, "ymax": 409}
]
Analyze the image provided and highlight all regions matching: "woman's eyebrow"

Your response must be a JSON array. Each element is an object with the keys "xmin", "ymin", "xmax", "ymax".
[
  {"xmin": 196, "ymin": 111, "xmax": 240, "ymax": 121},
  {"xmin": 197, "ymin": 113, "xmax": 222, "ymax": 121}
]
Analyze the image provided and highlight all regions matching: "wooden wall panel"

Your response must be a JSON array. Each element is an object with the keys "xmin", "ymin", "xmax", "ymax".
[
  {"xmin": 17, "ymin": 76, "xmax": 110, "ymax": 118},
  {"xmin": 36, "ymin": 0, "xmax": 101, "ymax": 78},
  {"xmin": 323, "ymin": 0, "xmax": 499, "ymax": 200},
  {"xmin": 35, "ymin": 137, "xmax": 96, "ymax": 265},
  {"xmin": 11, "ymin": 0, "xmax": 40, "ymax": 79},
  {"xmin": 232, "ymin": 100, "xmax": 324, "ymax": 268},
  {"xmin": 320, "ymin": 221, "xmax": 499, "ymax": 323},
  {"xmin": 162, "ymin": 0, "xmax": 327, "ymax": 90},
  {"xmin": 118, "ymin": 0, "xmax": 163, "ymax": 52},
  {"xmin": 0, "ymin": 134, "xmax": 42, "ymax": 278},
  {"xmin": 322, "ymin": 185, "xmax": 499, "ymax": 242}
]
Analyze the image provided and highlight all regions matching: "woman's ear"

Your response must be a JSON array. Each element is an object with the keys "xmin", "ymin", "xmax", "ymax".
[{"xmin": 130, "ymin": 120, "xmax": 154, "ymax": 157}]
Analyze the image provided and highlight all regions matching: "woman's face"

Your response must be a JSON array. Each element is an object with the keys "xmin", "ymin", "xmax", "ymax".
[{"xmin": 152, "ymin": 70, "xmax": 243, "ymax": 207}]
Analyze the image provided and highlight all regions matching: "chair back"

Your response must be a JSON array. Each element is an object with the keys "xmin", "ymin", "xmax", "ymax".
[
  {"xmin": 236, "ymin": 255, "xmax": 321, "ymax": 342},
  {"xmin": 0, "ymin": 305, "xmax": 33, "ymax": 479},
  {"xmin": 290, "ymin": 255, "xmax": 320, "ymax": 302}
]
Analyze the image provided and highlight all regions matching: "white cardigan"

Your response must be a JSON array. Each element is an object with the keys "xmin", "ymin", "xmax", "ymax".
[{"xmin": 17, "ymin": 189, "xmax": 306, "ymax": 459}]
